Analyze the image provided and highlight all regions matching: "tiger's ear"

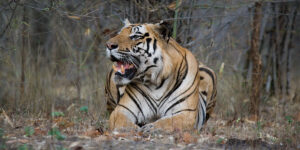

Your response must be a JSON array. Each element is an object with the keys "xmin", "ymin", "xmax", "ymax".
[
  {"xmin": 154, "ymin": 20, "xmax": 172, "ymax": 42},
  {"xmin": 123, "ymin": 18, "xmax": 131, "ymax": 27}
]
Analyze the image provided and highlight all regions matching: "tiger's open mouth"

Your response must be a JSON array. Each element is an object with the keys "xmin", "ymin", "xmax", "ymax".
[{"xmin": 112, "ymin": 61, "xmax": 137, "ymax": 79}]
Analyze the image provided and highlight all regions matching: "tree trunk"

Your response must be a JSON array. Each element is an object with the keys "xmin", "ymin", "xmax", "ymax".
[
  {"xmin": 249, "ymin": 2, "xmax": 262, "ymax": 119},
  {"xmin": 19, "ymin": 3, "xmax": 28, "ymax": 112},
  {"xmin": 285, "ymin": 5, "xmax": 297, "ymax": 97}
]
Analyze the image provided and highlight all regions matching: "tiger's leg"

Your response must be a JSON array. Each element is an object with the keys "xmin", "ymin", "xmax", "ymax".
[
  {"xmin": 109, "ymin": 106, "xmax": 139, "ymax": 131},
  {"xmin": 142, "ymin": 89, "xmax": 202, "ymax": 132},
  {"xmin": 146, "ymin": 111, "xmax": 197, "ymax": 132}
]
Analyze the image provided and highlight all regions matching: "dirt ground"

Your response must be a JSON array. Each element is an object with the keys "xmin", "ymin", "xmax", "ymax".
[{"xmin": 1, "ymin": 112, "xmax": 298, "ymax": 150}]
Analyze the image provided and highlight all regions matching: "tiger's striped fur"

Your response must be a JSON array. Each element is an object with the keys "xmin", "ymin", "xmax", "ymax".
[{"xmin": 105, "ymin": 20, "xmax": 217, "ymax": 131}]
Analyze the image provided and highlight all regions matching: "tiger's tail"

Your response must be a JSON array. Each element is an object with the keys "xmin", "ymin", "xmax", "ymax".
[{"xmin": 195, "ymin": 64, "xmax": 217, "ymax": 130}]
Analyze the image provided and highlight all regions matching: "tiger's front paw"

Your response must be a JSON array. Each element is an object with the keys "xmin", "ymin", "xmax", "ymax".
[{"xmin": 139, "ymin": 123, "xmax": 155, "ymax": 133}]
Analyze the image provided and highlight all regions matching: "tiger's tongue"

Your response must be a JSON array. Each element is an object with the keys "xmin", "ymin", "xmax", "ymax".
[{"xmin": 113, "ymin": 62, "xmax": 133, "ymax": 74}]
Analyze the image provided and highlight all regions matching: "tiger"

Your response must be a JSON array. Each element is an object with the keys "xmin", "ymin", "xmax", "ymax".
[{"xmin": 105, "ymin": 19, "xmax": 217, "ymax": 132}]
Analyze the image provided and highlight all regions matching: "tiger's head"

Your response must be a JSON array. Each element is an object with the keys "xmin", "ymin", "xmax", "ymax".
[{"xmin": 106, "ymin": 19, "xmax": 173, "ymax": 86}]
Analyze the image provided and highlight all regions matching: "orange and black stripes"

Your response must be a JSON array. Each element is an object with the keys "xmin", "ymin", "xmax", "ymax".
[
  {"xmin": 198, "ymin": 66, "xmax": 217, "ymax": 121},
  {"xmin": 105, "ymin": 22, "xmax": 217, "ymax": 131}
]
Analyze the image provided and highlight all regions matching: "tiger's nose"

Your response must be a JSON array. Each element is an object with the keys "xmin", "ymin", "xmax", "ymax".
[{"xmin": 106, "ymin": 41, "xmax": 118, "ymax": 50}]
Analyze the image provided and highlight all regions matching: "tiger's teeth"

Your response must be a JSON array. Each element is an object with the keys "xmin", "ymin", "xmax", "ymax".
[
  {"xmin": 112, "ymin": 65, "xmax": 117, "ymax": 72},
  {"xmin": 121, "ymin": 65, "xmax": 125, "ymax": 74},
  {"xmin": 112, "ymin": 62, "xmax": 134, "ymax": 75}
]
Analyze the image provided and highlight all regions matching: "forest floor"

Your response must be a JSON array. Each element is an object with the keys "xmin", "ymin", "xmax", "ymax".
[{"xmin": 1, "ymin": 109, "xmax": 299, "ymax": 150}]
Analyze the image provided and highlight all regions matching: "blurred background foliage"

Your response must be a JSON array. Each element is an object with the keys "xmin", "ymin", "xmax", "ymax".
[{"xmin": 0, "ymin": 0, "xmax": 299, "ymax": 121}]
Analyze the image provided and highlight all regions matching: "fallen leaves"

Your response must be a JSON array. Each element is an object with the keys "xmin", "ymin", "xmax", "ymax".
[
  {"xmin": 1, "ymin": 109, "xmax": 14, "ymax": 128},
  {"xmin": 84, "ymin": 28, "xmax": 91, "ymax": 37},
  {"xmin": 182, "ymin": 132, "xmax": 195, "ymax": 144},
  {"xmin": 95, "ymin": 135, "xmax": 112, "ymax": 141},
  {"xmin": 167, "ymin": 0, "xmax": 183, "ymax": 10},
  {"xmin": 53, "ymin": 117, "xmax": 74, "ymax": 129},
  {"xmin": 34, "ymin": 127, "xmax": 47, "ymax": 136},
  {"xmin": 83, "ymin": 128, "xmax": 102, "ymax": 138},
  {"xmin": 68, "ymin": 141, "xmax": 82, "ymax": 149},
  {"xmin": 294, "ymin": 112, "xmax": 300, "ymax": 122},
  {"xmin": 67, "ymin": 15, "xmax": 80, "ymax": 20},
  {"xmin": 246, "ymin": 115, "xmax": 259, "ymax": 123},
  {"xmin": 6, "ymin": 139, "xmax": 29, "ymax": 144}
]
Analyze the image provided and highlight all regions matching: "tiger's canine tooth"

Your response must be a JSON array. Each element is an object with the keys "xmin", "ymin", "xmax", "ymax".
[
  {"xmin": 112, "ymin": 64, "xmax": 117, "ymax": 72},
  {"xmin": 121, "ymin": 65, "xmax": 125, "ymax": 74}
]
